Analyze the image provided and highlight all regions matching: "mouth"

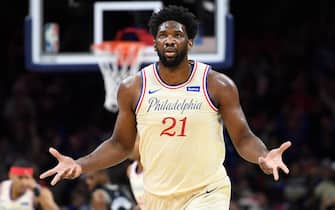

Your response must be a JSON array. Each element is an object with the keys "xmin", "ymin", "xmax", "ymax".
[
  {"xmin": 165, "ymin": 52, "xmax": 177, "ymax": 57},
  {"xmin": 164, "ymin": 48, "xmax": 177, "ymax": 57}
]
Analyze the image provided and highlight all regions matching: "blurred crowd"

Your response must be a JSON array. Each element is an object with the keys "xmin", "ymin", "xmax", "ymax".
[{"xmin": 2, "ymin": 0, "xmax": 335, "ymax": 210}]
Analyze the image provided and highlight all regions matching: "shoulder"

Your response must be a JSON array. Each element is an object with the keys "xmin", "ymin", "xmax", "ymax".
[
  {"xmin": 0, "ymin": 180, "xmax": 10, "ymax": 190},
  {"xmin": 206, "ymin": 69, "xmax": 239, "ymax": 106},
  {"xmin": 118, "ymin": 71, "xmax": 143, "ymax": 109},
  {"xmin": 207, "ymin": 69, "xmax": 236, "ymax": 90},
  {"xmin": 119, "ymin": 63, "xmax": 153, "ymax": 90},
  {"xmin": 0, "ymin": 179, "xmax": 10, "ymax": 184},
  {"xmin": 118, "ymin": 64, "xmax": 154, "ymax": 109},
  {"xmin": 119, "ymin": 71, "xmax": 142, "ymax": 92},
  {"xmin": 0, "ymin": 180, "xmax": 10, "ymax": 196}
]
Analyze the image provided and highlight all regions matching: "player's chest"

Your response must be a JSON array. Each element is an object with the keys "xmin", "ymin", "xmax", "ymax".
[{"xmin": 142, "ymin": 88, "xmax": 207, "ymax": 114}]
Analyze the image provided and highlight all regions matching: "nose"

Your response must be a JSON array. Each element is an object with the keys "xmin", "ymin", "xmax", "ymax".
[{"xmin": 164, "ymin": 35, "xmax": 176, "ymax": 48}]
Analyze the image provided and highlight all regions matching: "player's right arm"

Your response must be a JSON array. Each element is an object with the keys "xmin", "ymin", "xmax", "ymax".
[
  {"xmin": 208, "ymin": 70, "xmax": 291, "ymax": 181},
  {"xmin": 40, "ymin": 74, "xmax": 141, "ymax": 186}
]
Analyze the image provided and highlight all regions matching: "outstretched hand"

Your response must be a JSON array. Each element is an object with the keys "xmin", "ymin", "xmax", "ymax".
[
  {"xmin": 258, "ymin": 141, "xmax": 292, "ymax": 181},
  {"xmin": 40, "ymin": 147, "xmax": 82, "ymax": 186}
]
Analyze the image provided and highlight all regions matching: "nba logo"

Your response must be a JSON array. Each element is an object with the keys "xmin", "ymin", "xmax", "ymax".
[{"xmin": 44, "ymin": 23, "xmax": 59, "ymax": 53}]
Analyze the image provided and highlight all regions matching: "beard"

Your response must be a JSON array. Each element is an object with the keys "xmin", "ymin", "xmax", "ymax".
[{"xmin": 157, "ymin": 44, "xmax": 188, "ymax": 67}]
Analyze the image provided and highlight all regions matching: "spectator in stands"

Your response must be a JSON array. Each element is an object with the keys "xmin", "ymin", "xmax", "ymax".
[
  {"xmin": 84, "ymin": 168, "xmax": 136, "ymax": 210},
  {"xmin": 0, "ymin": 159, "xmax": 59, "ymax": 210}
]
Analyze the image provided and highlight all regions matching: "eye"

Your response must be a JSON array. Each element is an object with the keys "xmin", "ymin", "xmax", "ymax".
[
  {"xmin": 157, "ymin": 33, "xmax": 167, "ymax": 39},
  {"xmin": 175, "ymin": 33, "xmax": 184, "ymax": 38}
]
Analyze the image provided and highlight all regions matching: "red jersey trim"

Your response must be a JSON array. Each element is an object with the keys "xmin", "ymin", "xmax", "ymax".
[
  {"xmin": 135, "ymin": 69, "xmax": 147, "ymax": 114},
  {"xmin": 202, "ymin": 66, "xmax": 219, "ymax": 112}
]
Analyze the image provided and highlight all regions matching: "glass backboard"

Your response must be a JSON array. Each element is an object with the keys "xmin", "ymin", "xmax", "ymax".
[{"xmin": 25, "ymin": 0, "xmax": 233, "ymax": 71}]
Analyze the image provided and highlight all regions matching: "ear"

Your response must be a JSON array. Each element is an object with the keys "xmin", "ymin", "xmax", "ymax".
[
  {"xmin": 188, "ymin": 39, "xmax": 193, "ymax": 50},
  {"xmin": 153, "ymin": 40, "xmax": 157, "ymax": 52}
]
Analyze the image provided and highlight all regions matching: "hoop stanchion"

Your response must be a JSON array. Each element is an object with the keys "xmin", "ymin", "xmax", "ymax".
[{"xmin": 91, "ymin": 41, "xmax": 145, "ymax": 112}]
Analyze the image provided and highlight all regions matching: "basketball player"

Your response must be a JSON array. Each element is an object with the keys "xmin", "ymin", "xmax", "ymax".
[
  {"xmin": 0, "ymin": 159, "xmax": 59, "ymax": 210},
  {"xmin": 84, "ymin": 169, "xmax": 136, "ymax": 210},
  {"xmin": 40, "ymin": 5, "xmax": 292, "ymax": 210}
]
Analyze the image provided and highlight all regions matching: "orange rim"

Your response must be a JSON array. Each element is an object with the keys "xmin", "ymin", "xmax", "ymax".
[{"xmin": 91, "ymin": 41, "xmax": 145, "ymax": 65}]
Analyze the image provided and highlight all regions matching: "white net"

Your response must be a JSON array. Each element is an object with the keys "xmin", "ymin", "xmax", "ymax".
[{"xmin": 92, "ymin": 41, "xmax": 144, "ymax": 113}]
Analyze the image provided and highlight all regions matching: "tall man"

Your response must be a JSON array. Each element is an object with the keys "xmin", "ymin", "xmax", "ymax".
[{"xmin": 41, "ymin": 5, "xmax": 291, "ymax": 210}]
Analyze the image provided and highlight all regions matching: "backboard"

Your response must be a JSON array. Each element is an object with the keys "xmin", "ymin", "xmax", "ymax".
[{"xmin": 25, "ymin": 0, "xmax": 234, "ymax": 72}]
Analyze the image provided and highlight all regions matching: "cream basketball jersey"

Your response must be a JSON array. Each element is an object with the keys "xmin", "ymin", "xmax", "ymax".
[
  {"xmin": 135, "ymin": 61, "xmax": 229, "ymax": 196},
  {"xmin": 0, "ymin": 180, "xmax": 34, "ymax": 210}
]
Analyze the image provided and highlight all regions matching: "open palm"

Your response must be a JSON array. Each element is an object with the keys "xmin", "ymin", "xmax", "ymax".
[
  {"xmin": 258, "ymin": 141, "xmax": 291, "ymax": 181},
  {"xmin": 40, "ymin": 147, "xmax": 82, "ymax": 186}
]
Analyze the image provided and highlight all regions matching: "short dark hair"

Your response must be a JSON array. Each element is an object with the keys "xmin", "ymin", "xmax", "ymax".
[
  {"xmin": 148, "ymin": 5, "xmax": 199, "ymax": 39},
  {"xmin": 12, "ymin": 159, "xmax": 34, "ymax": 168}
]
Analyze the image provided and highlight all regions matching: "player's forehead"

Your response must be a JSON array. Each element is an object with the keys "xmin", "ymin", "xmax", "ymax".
[
  {"xmin": 158, "ymin": 20, "xmax": 186, "ymax": 33},
  {"xmin": 11, "ymin": 174, "xmax": 33, "ymax": 180}
]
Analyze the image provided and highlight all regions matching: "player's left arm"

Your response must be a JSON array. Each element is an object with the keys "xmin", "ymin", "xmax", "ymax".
[
  {"xmin": 207, "ymin": 70, "xmax": 291, "ymax": 180},
  {"xmin": 34, "ymin": 186, "xmax": 60, "ymax": 210}
]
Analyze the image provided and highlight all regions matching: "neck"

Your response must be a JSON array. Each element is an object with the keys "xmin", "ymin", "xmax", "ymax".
[
  {"xmin": 158, "ymin": 59, "xmax": 192, "ymax": 85},
  {"xmin": 159, "ymin": 57, "xmax": 189, "ymax": 71}
]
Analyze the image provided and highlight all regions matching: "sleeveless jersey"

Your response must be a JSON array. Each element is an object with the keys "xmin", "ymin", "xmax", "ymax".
[
  {"xmin": 0, "ymin": 180, "xmax": 34, "ymax": 210},
  {"xmin": 135, "ymin": 61, "xmax": 229, "ymax": 196}
]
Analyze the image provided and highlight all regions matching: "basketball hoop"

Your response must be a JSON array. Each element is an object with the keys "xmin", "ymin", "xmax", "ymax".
[{"xmin": 91, "ymin": 41, "xmax": 145, "ymax": 113}]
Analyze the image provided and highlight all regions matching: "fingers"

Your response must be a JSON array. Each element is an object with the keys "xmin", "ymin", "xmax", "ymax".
[
  {"xmin": 51, "ymin": 172, "xmax": 63, "ymax": 186},
  {"xmin": 40, "ymin": 148, "xmax": 62, "ymax": 179},
  {"xmin": 273, "ymin": 163, "xmax": 291, "ymax": 181},
  {"xmin": 66, "ymin": 167, "xmax": 77, "ymax": 179},
  {"xmin": 49, "ymin": 147, "xmax": 63, "ymax": 160},
  {"xmin": 50, "ymin": 168, "xmax": 74, "ymax": 186},
  {"xmin": 259, "ymin": 156, "xmax": 289, "ymax": 181},
  {"xmin": 273, "ymin": 168, "xmax": 279, "ymax": 181},
  {"xmin": 40, "ymin": 168, "xmax": 57, "ymax": 179},
  {"xmin": 41, "ymin": 148, "xmax": 81, "ymax": 185},
  {"xmin": 280, "ymin": 163, "xmax": 290, "ymax": 174},
  {"xmin": 279, "ymin": 141, "xmax": 292, "ymax": 153}
]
